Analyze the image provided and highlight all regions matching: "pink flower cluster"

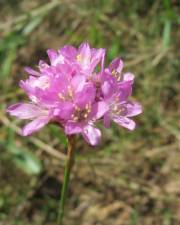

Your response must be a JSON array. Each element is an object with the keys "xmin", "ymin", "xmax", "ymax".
[{"xmin": 7, "ymin": 43, "xmax": 142, "ymax": 145}]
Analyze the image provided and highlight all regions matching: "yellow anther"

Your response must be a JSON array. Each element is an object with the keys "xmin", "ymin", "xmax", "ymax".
[
  {"xmin": 67, "ymin": 86, "xmax": 73, "ymax": 98},
  {"xmin": 112, "ymin": 70, "xmax": 116, "ymax": 75},
  {"xmin": 75, "ymin": 105, "xmax": 80, "ymax": 111},
  {"xmin": 113, "ymin": 105, "xmax": 118, "ymax": 111},
  {"xmin": 68, "ymin": 90, "xmax": 73, "ymax": 97},
  {"xmin": 84, "ymin": 113, "xmax": 88, "ymax": 119},
  {"xmin": 85, "ymin": 103, "xmax": 91, "ymax": 112},
  {"xmin": 85, "ymin": 104, "xmax": 89, "ymax": 110},
  {"xmin": 117, "ymin": 76, "xmax": 121, "ymax": 81},
  {"xmin": 76, "ymin": 54, "xmax": 82, "ymax": 62},
  {"xmin": 42, "ymin": 82, "xmax": 50, "ymax": 89},
  {"xmin": 73, "ymin": 116, "xmax": 78, "ymax": 122},
  {"xmin": 117, "ymin": 107, "xmax": 125, "ymax": 115},
  {"xmin": 58, "ymin": 93, "xmax": 65, "ymax": 100}
]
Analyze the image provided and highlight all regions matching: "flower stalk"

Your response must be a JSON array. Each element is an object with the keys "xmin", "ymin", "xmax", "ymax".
[{"xmin": 57, "ymin": 135, "xmax": 75, "ymax": 225}]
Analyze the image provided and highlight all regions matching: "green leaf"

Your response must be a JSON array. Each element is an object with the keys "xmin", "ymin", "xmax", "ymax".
[
  {"xmin": 1, "ymin": 48, "xmax": 16, "ymax": 78},
  {"xmin": 0, "ymin": 32, "xmax": 26, "ymax": 79},
  {"xmin": 23, "ymin": 16, "xmax": 44, "ymax": 35},
  {"xmin": 7, "ymin": 144, "xmax": 42, "ymax": 175},
  {"xmin": 163, "ymin": 19, "xmax": 171, "ymax": 49},
  {"xmin": 0, "ymin": 32, "xmax": 26, "ymax": 51}
]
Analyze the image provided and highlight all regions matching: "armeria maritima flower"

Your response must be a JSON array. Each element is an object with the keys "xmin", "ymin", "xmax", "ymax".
[{"xmin": 7, "ymin": 42, "xmax": 142, "ymax": 145}]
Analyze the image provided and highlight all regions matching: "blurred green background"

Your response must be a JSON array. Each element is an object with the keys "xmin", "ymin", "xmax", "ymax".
[{"xmin": 0, "ymin": 0, "xmax": 179, "ymax": 225}]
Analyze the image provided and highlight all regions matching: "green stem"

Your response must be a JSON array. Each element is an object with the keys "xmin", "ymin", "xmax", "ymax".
[{"xmin": 57, "ymin": 135, "xmax": 75, "ymax": 225}]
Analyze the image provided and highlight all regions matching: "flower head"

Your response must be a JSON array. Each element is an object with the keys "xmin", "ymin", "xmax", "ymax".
[{"xmin": 7, "ymin": 42, "xmax": 142, "ymax": 145}]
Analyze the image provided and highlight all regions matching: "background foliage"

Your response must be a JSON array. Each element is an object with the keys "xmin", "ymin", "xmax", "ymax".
[{"xmin": 0, "ymin": 0, "xmax": 179, "ymax": 225}]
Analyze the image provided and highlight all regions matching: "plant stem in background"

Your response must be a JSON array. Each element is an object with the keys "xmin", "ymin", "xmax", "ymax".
[{"xmin": 57, "ymin": 135, "xmax": 75, "ymax": 225}]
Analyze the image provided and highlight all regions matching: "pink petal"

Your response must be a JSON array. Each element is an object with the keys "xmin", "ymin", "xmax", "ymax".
[
  {"xmin": 103, "ymin": 112, "xmax": 111, "ymax": 128},
  {"xmin": 56, "ymin": 63, "xmax": 73, "ymax": 77},
  {"xmin": 125, "ymin": 101, "xmax": 142, "ymax": 117},
  {"xmin": 65, "ymin": 121, "xmax": 83, "ymax": 135},
  {"xmin": 22, "ymin": 116, "xmax": 50, "ymax": 136},
  {"xmin": 47, "ymin": 49, "xmax": 64, "ymax": 66},
  {"xmin": 24, "ymin": 67, "xmax": 40, "ymax": 76},
  {"xmin": 38, "ymin": 60, "xmax": 50, "ymax": 72},
  {"xmin": 7, "ymin": 103, "xmax": 47, "ymax": 119},
  {"xmin": 112, "ymin": 116, "xmax": 136, "ymax": 130},
  {"xmin": 101, "ymin": 80, "xmax": 114, "ymax": 97},
  {"xmin": 75, "ymin": 83, "xmax": 96, "ymax": 108},
  {"xmin": 82, "ymin": 125, "xmax": 101, "ymax": 146},
  {"xmin": 118, "ymin": 81, "xmax": 133, "ymax": 101},
  {"xmin": 47, "ymin": 49, "xmax": 57, "ymax": 63},
  {"xmin": 101, "ymin": 49, "xmax": 105, "ymax": 71},
  {"xmin": 39, "ymin": 60, "xmax": 48, "ymax": 66},
  {"xmin": 123, "ymin": 72, "xmax": 134, "ymax": 81},
  {"xmin": 91, "ymin": 48, "xmax": 106, "ymax": 71},
  {"xmin": 53, "ymin": 55, "xmax": 64, "ymax": 66},
  {"xmin": 53, "ymin": 102, "xmax": 74, "ymax": 120},
  {"xmin": 90, "ymin": 101, "xmax": 109, "ymax": 120},
  {"xmin": 19, "ymin": 80, "xmax": 33, "ymax": 93},
  {"xmin": 109, "ymin": 58, "xmax": 124, "ymax": 74},
  {"xmin": 71, "ymin": 74, "xmax": 86, "ymax": 93},
  {"xmin": 58, "ymin": 45, "xmax": 77, "ymax": 60},
  {"xmin": 78, "ymin": 42, "xmax": 91, "ymax": 69}
]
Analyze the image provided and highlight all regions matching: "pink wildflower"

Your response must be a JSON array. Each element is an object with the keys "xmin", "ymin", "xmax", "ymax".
[{"xmin": 7, "ymin": 43, "xmax": 142, "ymax": 145}]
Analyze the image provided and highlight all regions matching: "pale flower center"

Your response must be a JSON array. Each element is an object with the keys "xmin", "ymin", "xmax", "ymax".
[
  {"xmin": 32, "ymin": 77, "xmax": 50, "ymax": 90},
  {"xmin": 110, "ymin": 95, "xmax": 127, "ymax": 116},
  {"xmin": 58, "ymin": 86, "xmax": 74, "ymax": 101},
  {"xmin": 76, "ymin": 54, "xmax": 82, "ymax": 62},
  {"xmin": 30, "ymin": 95, "xmax": 38, "ymax": 103},
  {"xmin": 111, "ymin": 69, "xmax": 121, "ymax": 81},
  {"xmin": 71, "ymin": 104, "xmax": 91, "ymax": 122}
]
